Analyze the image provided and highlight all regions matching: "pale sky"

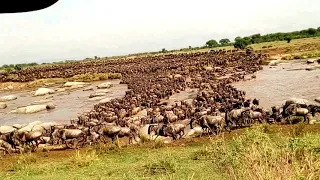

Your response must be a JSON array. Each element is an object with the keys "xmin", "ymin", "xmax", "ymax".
[{"xmin": 1, "ymin": 0, "xmax": 320, "ymax": 65}]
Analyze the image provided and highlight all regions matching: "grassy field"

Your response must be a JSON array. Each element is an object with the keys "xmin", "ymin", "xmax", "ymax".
[
  {"xmin": 1, "ymin": 124, "xmax": 320, "ymax": 180},
  {"xmin": 121, "ymin": 37, "xmax": 320, "ymax": 60}
]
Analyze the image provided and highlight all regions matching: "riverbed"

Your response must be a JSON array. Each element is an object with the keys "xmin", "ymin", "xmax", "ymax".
[{"xmin": 233, "ymin": 59, "xmax": 320, "ymax": 109}]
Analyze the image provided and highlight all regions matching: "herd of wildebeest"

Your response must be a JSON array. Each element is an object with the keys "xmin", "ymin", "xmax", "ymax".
[{"xmin": 0, "ymin": 49, "xmax": 320, "ymax": 155}]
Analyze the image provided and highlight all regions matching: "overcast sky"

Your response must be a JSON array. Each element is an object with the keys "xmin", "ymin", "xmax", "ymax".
[{"xmin": 1, "ymin": 0, "xmax": 320, "ymax": 65}]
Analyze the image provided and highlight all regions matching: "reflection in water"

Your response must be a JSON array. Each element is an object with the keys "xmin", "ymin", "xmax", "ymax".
[
  {"xmin": 0, "ymin": 80, "xmax": 127, "ymax": 126},
  {"xmin": 233, "ymin": 60, "xmax": 320, "ymax": 109}
]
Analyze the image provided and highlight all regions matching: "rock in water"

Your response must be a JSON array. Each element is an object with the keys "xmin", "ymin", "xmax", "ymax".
[
  {"xmin": 269, "ymin": 60, "xmax": 281, "ymax": 66},
  {"xmin": 97, "ymin": 82, "xmax": 112, "ymax": 89},
  {"xmin": 307, "ymin": 59, "xmax": 316, "ymax": 64},
  {"xmin": 88, "ymin": 96, "xmax": 106, "ymax": 101},
  {"xmin": 12, "ymin": 104, "xmax": 55, "ymax": 114},
  {"xmin": 0, "ymin": 95, "xmax": 17, "ymax": 102},
  {"xmin": 69, "ymin": 84, "xmax": 85, "ymax": 90},
  {"xmin": 99, "ymin": 97, "xmax": 111, "ymax": 103},
  {"xmin": 64, "ymin": 82, "xmax": 87, "ymax": 87},
  {"xmin": 96, "ymin": 89, "xmax": 110, "ymax": 93},
  {"xmin": 89, "ymin": 92, "xmax": 107, "ymax": 98},
  {"xmin": 0, "ymin": 102, "xmax": 7, "ymax": 109},
  {"xmin": 34, "ymin": 88, "xmax": 55, "ymax": 96},
  {"xmin": 315, "ymin": 97, "xmax": 320, "ymax": 103},
  {"xmin": 83, "ymin": 86, "xmax": 94, "ymax": 91}
]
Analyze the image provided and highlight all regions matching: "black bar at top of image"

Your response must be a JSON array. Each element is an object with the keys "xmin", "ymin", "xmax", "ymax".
[{"xmin": 0, "ymin": 0, "xmax": 59, "ymax": 13}]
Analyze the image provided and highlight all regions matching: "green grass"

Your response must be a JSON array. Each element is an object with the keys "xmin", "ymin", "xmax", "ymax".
[{"xmin": 2, "ymin": 125, "xmax": 320, "ymax": 180}]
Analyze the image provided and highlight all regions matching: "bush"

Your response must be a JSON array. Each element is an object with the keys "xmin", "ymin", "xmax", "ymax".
[
  {"xmin": 234, "ymin": 38, "xmax": 249, "ymax": 49},
  {"xmin": 144, "ymin": 156, "xmax": 178, "ymax": 175}
]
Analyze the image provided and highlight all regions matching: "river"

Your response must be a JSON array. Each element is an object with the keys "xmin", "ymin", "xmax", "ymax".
[{"xmin": 233, "ymin": 59, "xmax": 320, "ymax": 109}]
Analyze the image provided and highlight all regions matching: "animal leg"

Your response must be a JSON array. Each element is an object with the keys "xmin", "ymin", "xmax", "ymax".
[{"xmin": 116, "ymin": 135, "xmax": 120, "ymax": 148}]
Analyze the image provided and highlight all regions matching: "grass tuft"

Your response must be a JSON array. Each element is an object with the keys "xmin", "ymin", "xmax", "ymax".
[
  {"xmin": 68, "ymin": 150, "xmax": 100, "ymax": 168},
  {"xmin": 144, "ymin": 155, "xmax": 178, "ymax": 175}
]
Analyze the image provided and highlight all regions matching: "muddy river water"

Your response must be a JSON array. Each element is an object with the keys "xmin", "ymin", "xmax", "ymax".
[
  {"xmin": 0, "ymin": 80, "xmax": 127, "ymax": 126},
  {"xmin": 233, "ymin": 59, "xmax": 320, "ymax": 109}
]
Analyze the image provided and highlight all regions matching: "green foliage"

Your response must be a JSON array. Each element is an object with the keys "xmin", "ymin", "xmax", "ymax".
[
  {"xmin": 161, "ymin": 48, "xmax": 168, "ymax": 53},
  {"xmin": 219, "ymin": 38, "xmax": 230, "ymax": 46},
  {"xmin": 0, "ymin": 62, "xmax": 39, "ymax": 72},
  {"xmin": 234, "ymin": 37, "xmax": 249, "ymax": 49},
  {"xmin": 206, "ymin": 26, "xmax": 320, "ymax": 49},
  {"xmin": 206, "ymin": 39, "xmax": 219, "ymax": 48},
  {"xmin": 235, "ymin": 36, "xmax": 242, "ymax": 41},
  {"xmin": 284, "ymin": 35, "xmax": 292, "ymax": 43},
  {"xmin": 307, "ymin": 28, "xmax": 317, "ymax": 36}
]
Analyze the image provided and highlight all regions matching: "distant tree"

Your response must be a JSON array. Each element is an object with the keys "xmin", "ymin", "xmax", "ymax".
[
  {"xmin": 94, "ymin": 56, "xmax": 98, "ymax": 60},
  {"xmin": 234, "ymin": 38, "xmax": 249, "ymax": 49},
  {"xmin": 284, "ymin": 36, "xmax": 292, "ymax": 43},
  {"xmin": 14, "ymin": 65, "xmax": 22, "ymax": 71},
  {"xmin": 189, "ymin": 46, "xmax": 192, "ymax": 49},
  {"xmin": 2, "ymin": 64, "xmax": 8, "ymax": 68},
  {"xmin": 161, "ymin": 48, "xmax": 168, "ymax": 53},
  {"xmin": 250, "ymin": 33, "xmax": 261, "ymax": 43},
  {"xmin": 307, "ymin": 28, "xmax": 317, "ymax": 36},
  {"xmin": 206, "ymin": 39, "xmax": 219, "ymax": 48},
  {"xmin": 318, "ymin": 27, "xmax": 320, "ymax": 31},
  {"xmin": 219, "ymin": 38, "xmax": 231, "ymax": 46},
  {"xmin": 235, "ymin": 36, "xmax": 242, "ymax": 42}
]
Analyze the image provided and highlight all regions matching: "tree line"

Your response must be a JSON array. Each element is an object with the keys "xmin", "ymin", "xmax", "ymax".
[{"xmin": 206, "ymin": 27, "xmax": 320, "ymax": 49}]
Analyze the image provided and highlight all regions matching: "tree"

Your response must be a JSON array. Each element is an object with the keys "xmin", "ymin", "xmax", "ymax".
[
  {"xmin": 234, "ymin": 38, "xmax": 249, "ymax": 49},
  {"xmin": 219, "ymin": 38, "xmax": 230, "ymax": 46},
  {"xmin": 317, "ymin": 27, "xmax": 320, "ymax": 31},
  {"xmin": 235, "ymin": 36, "xmax": 242, "ymax": 42},
  {"xmin": 206, "ymin": 39, "xmax": 219, "ymax": 48},
  {"xmin": 284, "ymin": 36, "xmax": 292, "ymax": 43},
  {"xmin": 250, "ymin": 33, "xmax": 261, "ymax": 43},
  {"xmin": 14, "ymin": 65, "xmax": 22, "ymax": 71},
  {"xmin": 161, "ymin": 48, "xmax": 167, "ymax": 53},
  {"xmin": 189, "ymin": 46, "xmax": 192, "ymax": 49},
  {"xmin": 307, "ymin": 28, "xmax": 317, "ymax": 36}
]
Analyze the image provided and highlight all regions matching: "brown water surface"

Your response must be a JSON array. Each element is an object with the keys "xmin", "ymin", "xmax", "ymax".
[
  {"xmin": 233, "ymin": 59, "xmax": 320, "ymax": 109},
  {"xmin": 0, "ymin": 80, "xmax": 127, "ymax": 126}
]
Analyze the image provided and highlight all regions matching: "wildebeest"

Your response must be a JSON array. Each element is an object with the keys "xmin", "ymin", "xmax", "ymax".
[
  {"xmin": 148, "ymin": 124, "xmax": 178, "ymax": 140},
  {"xmin": 284, "ymin": 104, "xmax": 310, "ymax": 124},
  {"xmin": 190, "ymin": 115, "xmax": 230, "ymax": 135}
]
